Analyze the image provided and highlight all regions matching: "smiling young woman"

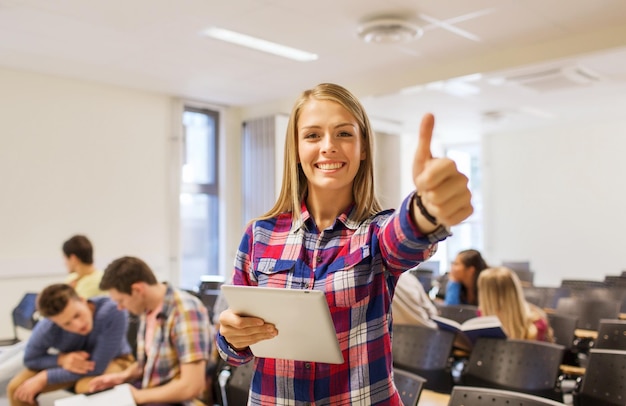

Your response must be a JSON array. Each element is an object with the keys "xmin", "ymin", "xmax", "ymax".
[{"xmin": 216, "ymin": 83, "xmax": 473, "ymax": 405}]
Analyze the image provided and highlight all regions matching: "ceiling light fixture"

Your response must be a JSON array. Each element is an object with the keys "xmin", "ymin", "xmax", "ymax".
[
  {"xmin": 357, "ymin": 17, "xmax": 423, "ymax": 44},
  {"xmin": 200, "ymin": 27, "xmax": 318, "ymax": 62}
]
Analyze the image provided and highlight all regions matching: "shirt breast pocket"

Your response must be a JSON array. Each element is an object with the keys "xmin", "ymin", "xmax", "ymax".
[
  {"xmin": 253, "ymin": 258, "xmax": 296, "ymax": 288},
  {"xmin": 326, "ymin": 246, "xmax": 373, "ymax": 308}
]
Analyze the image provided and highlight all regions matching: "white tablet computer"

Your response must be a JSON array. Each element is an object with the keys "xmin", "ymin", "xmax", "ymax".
[{"xmin": 221, "ymin": 285, "xmax": 344, "ymax": 364}]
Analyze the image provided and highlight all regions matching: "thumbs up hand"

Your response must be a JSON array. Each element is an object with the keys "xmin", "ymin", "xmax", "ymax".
[{"xmin": 411, "ymin": 113, "xmax": 473, "ymax": 233}]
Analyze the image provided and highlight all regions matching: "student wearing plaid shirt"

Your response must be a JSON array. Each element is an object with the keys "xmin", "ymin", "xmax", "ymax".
[
  {"xmin": 217, "ymin": 83, "xmax": 473, "ymax": 405},
  {"xmin": 89, "ymin": 256, "xmax": 211, "ymax": 406}
]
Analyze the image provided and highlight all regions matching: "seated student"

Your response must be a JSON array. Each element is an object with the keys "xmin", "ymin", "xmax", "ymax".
[
  {"xmin": 88, "ymin": 256, "xmax": 211, "ymax": 406},
  {"xmin": 62, "ymin": 234, "xmax": 106, "ymax": 298},
  {"xmin": 477, "ymin": 267, "xmax": 554, "ymax": 342},
  {"xmin": 7, "ymin": 284, "xmax": 134, "ymax": 406},
  {"xmin": 0, "ymin": 235, "xmax": 107, "ymax": 397},
  {"xmin": 392, "ymin": 271, "xmax": 438, "ymax": 328},
  {"xmin": 444, "ymin": 249, "xmax": 488, "ymax": 306}
]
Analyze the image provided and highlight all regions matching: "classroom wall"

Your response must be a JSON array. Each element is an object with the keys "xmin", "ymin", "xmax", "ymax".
[
  {"xmin": 2, "ymin": 66, "xmax": 624, "ymax": 334},
  {"xmin": 0, "ymin": 67, "xmax": 244, "ymax": 336},
  {"xmin": 482, "ymin": 117, "xmax": 626, "ymax": 286}
]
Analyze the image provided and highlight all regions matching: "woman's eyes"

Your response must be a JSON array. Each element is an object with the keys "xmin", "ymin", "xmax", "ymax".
[{"xmin": 303, "ymin": 131, "xmax": 353, "ymax": 139}]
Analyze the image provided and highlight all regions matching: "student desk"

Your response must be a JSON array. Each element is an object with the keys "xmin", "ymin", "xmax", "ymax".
[
  {"xmin": 574, "ymin": 329, "xmax": 597, "ymax": 340},
  {"xmin": 419, "ymin": 389, "xmax": 451, "ymax": 405}
]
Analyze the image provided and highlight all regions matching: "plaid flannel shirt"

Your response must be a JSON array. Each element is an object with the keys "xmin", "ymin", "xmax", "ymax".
[
  {"xmin": 136, "ymin": 283, "xmax": 210, "ymax": 406},
  {"xmin": 217, "ymin": 193, "xmax": 450, "ymax": 405}
]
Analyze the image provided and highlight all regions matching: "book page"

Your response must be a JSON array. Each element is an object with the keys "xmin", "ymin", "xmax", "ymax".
[
  {"xmin": 431, "ymin": 316, "xmax": 462, "ymax": 332},
  {"xmin": 54, "ymin": 384, "xmax": 136, "ymax": 406},
  {"xmin": 461, "ymin": 315, "xmax": 502, "ymax": 331}
]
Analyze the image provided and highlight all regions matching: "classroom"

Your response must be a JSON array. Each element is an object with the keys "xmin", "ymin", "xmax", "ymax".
[{"xmin": 1, "ymin": 1, "xmax": 626, "ymax": 405}]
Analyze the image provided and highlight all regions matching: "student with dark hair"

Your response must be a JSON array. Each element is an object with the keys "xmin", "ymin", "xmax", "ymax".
[
  {"xmin": 62, "ymin": 235, "xmax": 105, "ymax": 298},
  {"xmin": 0, "ymin": 235, "xmax": 107, "ymax": 397},
  {"xmin": 7, "ymin": 284, "xmax": 133, "ymax": 406},
  {"xmin": 444, "ymin": 249, "xmax": 488, "ymax": 306},
  {"xmin": 216, "ymin": 83, "xmax": 473, "ymax": 404},
  {"xmin": 88, "ymin": 256, "xmax": 211, "ymax": 406}
]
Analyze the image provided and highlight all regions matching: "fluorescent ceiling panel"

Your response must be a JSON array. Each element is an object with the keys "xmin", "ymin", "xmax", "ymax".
[{"xmin": 200, "ymin": 27, "xmax": 318, "ymax": 62}]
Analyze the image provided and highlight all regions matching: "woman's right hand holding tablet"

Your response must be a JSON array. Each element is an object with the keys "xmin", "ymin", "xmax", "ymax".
[{"xmin": 219, "ymin": 308, "xmax": 278, "ymax": 350}]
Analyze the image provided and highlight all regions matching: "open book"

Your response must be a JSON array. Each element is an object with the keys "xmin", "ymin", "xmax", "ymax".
[
  {"xmin": 54, "ymin": 383, "xmax": 136, "ymax": 406},
  {"xmin": 432, "ymin": 315, "xmax": 507, "ymax": 348}
]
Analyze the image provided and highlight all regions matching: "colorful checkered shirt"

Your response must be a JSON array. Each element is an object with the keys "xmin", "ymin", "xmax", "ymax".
[
  {"xmin": 217, "ymin": 193, "xmax": 450, "ymax": 405},
  {"xmin": 136, "ymin": 283, "xmax": 210, "ymax": 406}
]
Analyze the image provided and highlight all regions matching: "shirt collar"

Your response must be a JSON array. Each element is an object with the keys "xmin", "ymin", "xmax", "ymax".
[
  {"xmin": 294, "ymin": 200, "xmax": 360, "ymax": 232},
  {"xmin": 152, "ymin": 282, "xmax": 174, "ymax": 321}
]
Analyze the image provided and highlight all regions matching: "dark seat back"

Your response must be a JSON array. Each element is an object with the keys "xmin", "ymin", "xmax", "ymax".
[
  {"xmin": 393, "ymin": 368, "xmax": 426, "ymax": 406},
  {"xmin": 462, "ymin": 338, "xmax": 564, "ymax": 399},
  {"xmin": 409, "ymin": 268, "xmax": 434, "ymax": 293},
  {"xmin": 393, "ymin": 324, "xmax": 454, "ymax": 371},
  {"xmin": 556, "ymin": 297, "xmax": 620, "ymax": 331},
  {"xmin": 595, "ymin": 319, "xmax": 626, "ymax": 350},
  {"xmin": 226, "ymin": 360, "xmax": 254, "ymax": 406},
  {"xmin": 449, "ymin": 386, "xmax": 567, "ymax": 406},
  {"xmin": 575, "ymin": 349, "xmax": 626, "ymax": 406},
  {"xmin": 126, "ymin": 312, "xmax": 140, "ymax": 358},
  {"xmin": 546, "ymin": 313, "xmax": 577, "ymax": 349},
  {"xmin": 392, "ymin": 324, "xmax": 455, "ymax": 393}
]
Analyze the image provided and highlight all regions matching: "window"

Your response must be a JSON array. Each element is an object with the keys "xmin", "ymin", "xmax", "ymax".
[
  {"xmin": 180, "ymin": 107, "xmax": 219, "ymax": 289},
  {"xmin": 443, "ymin": 144, "xmax": 483, "ymax": 272}
]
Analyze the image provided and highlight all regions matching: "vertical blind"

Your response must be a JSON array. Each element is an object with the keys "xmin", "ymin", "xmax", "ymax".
[{"xmin": 242, "ymin": 116, "xmax": 276, "ymax": 224}]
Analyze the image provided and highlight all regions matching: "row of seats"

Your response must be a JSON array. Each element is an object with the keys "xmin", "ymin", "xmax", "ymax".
[
  {"xmin": 392, "ymin": 322, "xmax": 626, "ymax": 405},
  {"xmin": 214, "ymin": 362, "xmax": 578, "ymax": 406},
  {"xmin": 212, "ymin": 290, "xmax": 626, "ymax": 405}
]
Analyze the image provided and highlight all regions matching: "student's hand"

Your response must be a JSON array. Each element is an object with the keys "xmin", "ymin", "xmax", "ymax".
[
  {"xmin": 87, "ymin": 372, "xmax": 125, "ymax": 392},
  {"xmin": 412, "ymin": 113, "xmax": 473, "ymax": 232},
  {"xmin": 57, "ymin": 350, "xmax": 95, "ymax": 374},
  {"xmin": 14, "ymin": 371, "xmax": 47, "ymax": 404},
  {"xmin": 219, "ymin": 308, "xmax": 278, "ymax": 350}
]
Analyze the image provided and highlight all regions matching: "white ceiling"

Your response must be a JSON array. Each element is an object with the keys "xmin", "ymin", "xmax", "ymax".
[{"xmin": 1, "ymin": 0, "xmax": 626, "ymax": 142}]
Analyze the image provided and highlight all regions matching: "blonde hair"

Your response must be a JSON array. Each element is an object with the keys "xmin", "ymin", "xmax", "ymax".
[
  {"xmin": 256, "ymin": 83, "xmax": 381, "ymax": 224},
  {"xmin": 478, "ymin": 267, "xmax": 552, "ymax": 341}
]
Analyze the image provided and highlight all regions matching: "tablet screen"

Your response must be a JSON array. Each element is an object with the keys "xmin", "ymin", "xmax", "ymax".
[{"xmin": 221, "ymin": 285, "xmax": 344, "ymax": 364}]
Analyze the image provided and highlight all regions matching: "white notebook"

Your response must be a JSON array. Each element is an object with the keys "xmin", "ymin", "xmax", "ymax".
[
  {"xmin": 221, "ymin": 285, "xmax": 344, "ymax": 364},
  {"xmin": 54, "ymin": 383, "xmax": 136, "ymax": 406}
]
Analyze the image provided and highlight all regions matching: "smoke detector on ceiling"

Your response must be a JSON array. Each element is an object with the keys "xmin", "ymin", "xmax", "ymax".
[{"xmin": 357, "ymin": 17, "xmax": 423, "ymax": 44}]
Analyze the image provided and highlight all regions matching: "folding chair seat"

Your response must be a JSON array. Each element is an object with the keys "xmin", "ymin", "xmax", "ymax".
[
  {"xmin": 213, "ymin": 358, "xmax": 254, "ymax": 406},
  {"xmin": 555, "ymin": 297, "xmax": 620, "ymax": 331},
  {"xmin": 392, "ymin": 324, "xmax": 455, "ymax": 393},
  {"xmin": 461, "ymin": 338, "xmax": 565, "ymax": 401},
  {"xmin": 393, "ymin": 368, "xmax": 426, "ymax": 406},
  {"xmin": 547, "ymin": 312, "xmax": 577, "ymax": 366},
  {"xmin": 449, "ymin": 386, "xmax": 568, "ymax": 406},
  {"xmin": 573, "ymin": 349, "xmax": 626, "ymax": 406},
  {"xmin": 595, "ymin": 319, "xmax": 626, "ymax": 350}
]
